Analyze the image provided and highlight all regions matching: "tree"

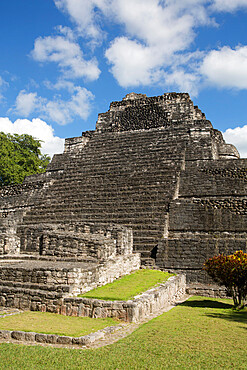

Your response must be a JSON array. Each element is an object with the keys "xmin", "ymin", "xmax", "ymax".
[
  {"xmin": 204, "ymin": 250, "xmax": 247, "ymax": 309},
  {"xmin": 0, "ymin": 132, "xmax": 50, "ymax": 187}
]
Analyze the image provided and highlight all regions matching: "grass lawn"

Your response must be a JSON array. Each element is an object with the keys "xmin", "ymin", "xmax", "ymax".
[
  {"xmin": 0, "ymin": 312, "xmax": 119, "ymax": 337},
  {"xmin": 79, "ymin": 269, "xmax": 173, "ymax": 300},
  {"xmin": 0, "ymin": 296, "xmax": 246, "ymax": 369}
]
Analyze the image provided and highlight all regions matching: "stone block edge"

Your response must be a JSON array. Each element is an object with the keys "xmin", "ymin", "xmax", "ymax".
[{"xmin": 0, "ymin": 324, "xmax": 123, "ymax": 346}]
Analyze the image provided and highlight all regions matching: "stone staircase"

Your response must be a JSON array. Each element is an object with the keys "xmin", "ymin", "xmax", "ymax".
[{"xmin": 21, "ymin": 128, "xmax": 187, "ymax": 264}]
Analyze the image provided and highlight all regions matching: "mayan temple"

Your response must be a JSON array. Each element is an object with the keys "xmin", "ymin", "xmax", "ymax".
[{"xmin": 0, "ymin": 92, "xmax": 247, "ymax": 314}]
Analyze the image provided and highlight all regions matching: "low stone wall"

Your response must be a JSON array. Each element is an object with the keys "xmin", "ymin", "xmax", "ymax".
[
  {"xmin": 17, "ymin": 223, "xmax": 133, "ymax": 259},
  {"xmin": 0, "ymin": 325, "xmax": 122, "ymax": 346},
  {"xmin": 0, "ymin": 273, "xmax": 185, "ymax": 322},
  {"xmin": 186, "ymin": 283, "xmax": 229, "ymax": 298},
  {"xmin": 57, "ymin": 274, "xmax": 186, "ymax": 322}
]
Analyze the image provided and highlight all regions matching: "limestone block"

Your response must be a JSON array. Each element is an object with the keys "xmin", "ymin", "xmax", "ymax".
[
  {"xmin": 35, "ymin": 333, "xmax": 47, "ymax": 343},
  {"xmin": 46, "ymin": 334, "xmax": 58, "ymax": 344},
  {"xmin": 0, "ymin": 296, "xmax": 6, "ymax": 306},
  {"xmin": 24, "ymin": 332, "xmax": 36, "ymax": 342},
  {"xmin": 57, "ymin": 336, "xmax": 72, "ymax": 345},
  {"xmin": 71, "ymin": 337, "xmax": 80, "ymax": 345},
  {"xmin": 0, "ymin": 330, "xmax": 12, "ymax": 340},
  {"xmin": 80, "ymin": 335, "xmax": 93, "ymax": 345},
  {"xmin": 11, "ymin": 331, "xmax": 26, "ymax": 341}
]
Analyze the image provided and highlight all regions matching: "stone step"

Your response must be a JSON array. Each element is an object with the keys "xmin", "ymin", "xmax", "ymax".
[
  {"xmin": 138, "ymin": 250, "xmax": 153, "ymax": 258},
  {"xmin": 50, "ymin": 160, "xmax": 181, "ymax": 172},
  {"xmin": 140, "ymin": 257, "xmax": 156, "ymax": 267},
  {"xmin": 55, "ymin": 154, "xmax": 182, "ymax": 167},
  {"xmin": 0, "ymin": 285, "xmax": 65, "ymax": 309},
  {"xmin": 22, "ymin": 214, "xmax": 167, "ymax": 227},
  {"xmin": 0, "ymin": 254, "xmax": 97, "ymax": 263},
  {"xmin": 0, "ymin": 280, "xmax": 71, "ymax": 294},
  {"xmin": 46, "ymin": 173, "xmax": 179, "ymax": 186},
  {"xmin": 23, "ymin": 204, "xmax": 169, "ymax": 216}
]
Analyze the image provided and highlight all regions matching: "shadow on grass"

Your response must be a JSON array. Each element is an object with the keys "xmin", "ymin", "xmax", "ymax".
[
  {"xmin": 205, "ymin": 310, "xmax": 247, "ymax": 326},
  {"xmin": 178, "ymin": 299, "xmax": 233, "ymax": 309},
  {"xmin": 178, "ymin": 299, "xmax": 247, "ymax": 326}
]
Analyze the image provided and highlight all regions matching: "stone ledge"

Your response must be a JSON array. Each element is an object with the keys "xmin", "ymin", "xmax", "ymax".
[
  {"xmin": 61, "ymin": 274, "xmax": 186, "ymax": 322},
  {"xmin": 0, "ymin": 325, "xmax": 123, "ymax": 347},
  {"xmin": 186, "ymin": 283, "xmax": 230, "ymax": 298}
]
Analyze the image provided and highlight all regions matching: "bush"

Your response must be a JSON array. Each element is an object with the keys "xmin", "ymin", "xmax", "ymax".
[
  {"xmin": 204, "ymin": 250, "xmax": 247, "ymax": 309},
  {"xmin": 0, "ymin": 132, "xmax": 50, "ymax": 187}
]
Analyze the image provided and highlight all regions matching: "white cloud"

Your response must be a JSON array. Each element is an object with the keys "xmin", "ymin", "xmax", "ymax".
[
  {"xmin": 104, "ymin": 0, "xmax": 211, "ymax": 91},
  {"xmin": 164, "ymin": 69, "xmax": 200, "ymax": 97},
  {"xmin": 54, "ymin": 0, "xmax": 109, "ymax": 39},
  {"xmin": 13, "ymin": 87, "xmax": 94, "ymax": 125},
  {"xmin": 14, "ymin": 90, "xmax": 40, "ymax": 116},
  {"xmin": 201, "ymin": 46, "xmax": 247, "ymax": 89},
  {"xmin": 0, "ymin": 117, "xmax": 64, "ymax": 157},
  {"xmin": 111, "ymin": 0, "xmax": 209, "ymax": 51},
  {"xmin": 32, "ymin": 34, "xmax": 100, "ymax": 81},
  {"xmin": 55, "ymin": 25, "xmax": 75, "ymax": 41},
  {"xmin": 53, "ymin": 0, "xmax": 211, "ymax": 92},
  {"xmin": 212, "ymin": 0, "xmax": 247, "ymax": 12},
  {"xmin": 50, "ymin": 0, "xmax": 247, "ymax": 94},
  {"xmin": 43, "ymin": 86, "xmax": 94, "ymax": 125},
  {"xmin": 105, "ymin": 37, "xmax": 163, "ymax": 87},
  {"xmin": 44, "ymin": 78, "xmax": 77, "ymax": 93},
  {"xmin": 0, "ymin": 76, "xmax": 5, "ymax": 91},
  {"xmin": 0, "ymin": 76, "xmax": 8, "ymax": 102},
  {"xmin": 223, "ymin": 125, "xmax": 247, "ymax": 158},
  {"xmin": 105, "ymin": 37, "xmax": 202, "ymax": 94}
]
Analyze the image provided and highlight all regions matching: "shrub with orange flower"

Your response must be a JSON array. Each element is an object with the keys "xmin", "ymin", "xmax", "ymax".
[{"xmin": 204, "ymin": 250, "xmax": 247, "ymax": 309}]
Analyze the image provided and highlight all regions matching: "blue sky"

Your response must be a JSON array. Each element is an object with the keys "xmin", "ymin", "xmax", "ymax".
[{"xmin": 0, "ymin": 0, "xmax": 247, "ymax": 157}]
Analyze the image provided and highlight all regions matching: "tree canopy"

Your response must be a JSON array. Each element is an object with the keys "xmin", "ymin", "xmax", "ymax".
[{"xmin": 0, "ymin": 132, "xmax": 50, "ymax": 187}]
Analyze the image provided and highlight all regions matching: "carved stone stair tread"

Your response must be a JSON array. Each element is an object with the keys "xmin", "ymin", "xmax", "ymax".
[
  {"xmin": 0, "ymin": 259, "xmax": 98, "ymax": 270},
  {"xmin": 0, "ymin": 280, "xmax": 71, "ymax": 293}
]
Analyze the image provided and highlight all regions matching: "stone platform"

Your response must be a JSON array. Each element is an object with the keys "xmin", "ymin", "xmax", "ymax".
[
  {"xmin": 0, "ymin": 222, "xmax": 141, "ymax": 311},
  {"xmin": 0, "ymin": 272, "xmax": 185, "ymax": 324},
  {"xmin": 0, "ymin": 253, "xmax": 140, "ymax": 311}
]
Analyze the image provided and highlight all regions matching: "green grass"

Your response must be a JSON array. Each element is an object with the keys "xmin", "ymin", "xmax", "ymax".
[
  {"xmin": 0, "ymin": 296, "xmax": 246, "ymax": 369},
  {"xmin": 0, "ymin": 311, "xmax": 119, "ymax": 337},
  {"xmin": 79, "ymin": 269, "xmax": 173, "ymax": 300}
]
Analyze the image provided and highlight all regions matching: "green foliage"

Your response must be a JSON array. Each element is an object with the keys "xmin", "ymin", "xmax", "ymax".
[
  {"xmin": 0, "ymin": 311, "xmax": 119, "ymax": 337},
  {"xmin": 0, "ymin": 132, "xmax": 50, "ymax": 187},
  {"xmin": 204, "ymin": 250, "xmax": 247, "ymax": 309},
  {"xmin": 80, "ymin": 269, "xmax": 173, "ymax": 301}
]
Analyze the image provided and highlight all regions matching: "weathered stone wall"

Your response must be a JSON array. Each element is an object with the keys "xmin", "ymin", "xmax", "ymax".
[
  {"xmin": 58, "ymin": 274, "xmax": 185, "ymax": 322},
  {"xmin": 0, "ymin": 253, "xmax": 141, "ymax": 309},
  {"xmin": 156, "ymin": 157, "xmax": 247, "ymax": 284},
  {"xmin": 179, "ymin": 160, "xmax": 247, "ymax": 198},
  {"xmin": 17, "ymin": 223, "xmax": 133, "ymax": 259},
  {"xmin": 18, "ymin": 123, "xmax": 231, "ymax": 261},
  {"xmin": 0, "ymin": 273, "xmax": 185, "ymax": 322},
  {"xmin": 157, "ymin": 234, "xmax": 247, "ymax": 283},
  {"xmin": 186, "ymin": 283, "xmax": 230, "ymax": 298},
  {"xmin": 168, "ymin": 199, "xmax": 247, "ymax": 232},
  {"xmin": 96, "ymin": 92, "xmax": 206, "ymax": 132},
  {"xmin": 20, "ymin": 127, "xmax": 188, "ymax": 259},
  {"xmin": 0, "ymin": 174, "xmax": 57, "ymax": 254}
]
